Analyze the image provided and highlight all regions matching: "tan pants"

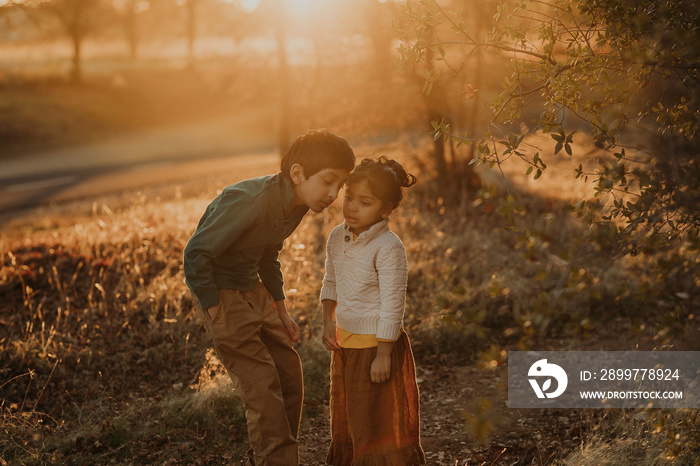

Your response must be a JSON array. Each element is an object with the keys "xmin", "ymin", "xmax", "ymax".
[{"xmin": 193, "ymin": 283, "xmax": 303, "ymax": 466}]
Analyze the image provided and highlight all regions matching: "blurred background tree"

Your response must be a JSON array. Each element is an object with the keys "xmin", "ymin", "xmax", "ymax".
[
  {"xmin": 396, "ymin": 0, "xmax": 700, "ymax": 258},
  {"xmin": 2, "ymin": 0, "xmax": 698, "ymax": 235},
  {"xmin": 12, "ymin": 0, "xmax": 109, "ymax": 82}
]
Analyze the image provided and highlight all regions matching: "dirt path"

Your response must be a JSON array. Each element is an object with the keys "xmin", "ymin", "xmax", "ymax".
[
  {"xmin": 296, "ymin": 327, "xmax": 665, "ymax": 465},
  {"xmin": 0, "ymin": 108, "xmax": 276, "ymax": 213},
  {"xmin": 297, "ymin": 362, "xmax": 588, "ymax": 465}
]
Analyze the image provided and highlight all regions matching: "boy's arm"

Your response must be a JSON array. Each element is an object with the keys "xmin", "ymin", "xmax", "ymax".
[
  {"xmin": 259, "ymin": 242, "xmax": 285, "ymax": 301},
  {"xmin": 319, "ymin": 228, "xmax": 338, "ymax": 303},
  {"xmin": 183, "ymin": 191, "xmax": 257, "ymax": 310},
  {"xmin": 321, "ymin": 299, "xmax": 340, "ymax": 351}
]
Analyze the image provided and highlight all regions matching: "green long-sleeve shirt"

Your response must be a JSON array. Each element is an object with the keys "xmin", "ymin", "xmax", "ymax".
[{"xmin": 183, "ymin": 173, "xmax": 308, "ymax": 309}]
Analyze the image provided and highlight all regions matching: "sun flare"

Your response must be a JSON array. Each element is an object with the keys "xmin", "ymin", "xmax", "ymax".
[
  {"xmin": 286, "ymin": 0, "xmax": 313, "ymax": 13},
  {"xmin": 239, "ymin": 0, "xmax": 260, "ymax": 12},
  {"xmin": 238, "ymin": 0, "xmax": 327, "ymax": 18}
]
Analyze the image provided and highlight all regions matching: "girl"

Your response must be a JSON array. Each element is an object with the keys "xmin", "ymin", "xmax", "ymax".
[{"xmin": 320, "ymin": 156, "xmax": 426, "ymax": 465}]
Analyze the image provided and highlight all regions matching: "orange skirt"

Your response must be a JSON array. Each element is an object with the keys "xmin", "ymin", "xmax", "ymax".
[{"xmin": 327, "ymin": 331, "xmax": 426, "ymax": 466}]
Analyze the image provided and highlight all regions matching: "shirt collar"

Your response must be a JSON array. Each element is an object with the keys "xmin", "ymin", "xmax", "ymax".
[
  {"xmin": 277, "ymin": 173, "xmax": 308, "ymax": 219},
  {"xmin": 342, "ymin": 219, "xmax": 390, "ymax": 244}
]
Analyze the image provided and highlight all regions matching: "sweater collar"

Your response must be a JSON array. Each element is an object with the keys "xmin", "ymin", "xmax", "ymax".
[{"xmin": 343, "ymin": 219, "xmax": 390, "ymax": 244}]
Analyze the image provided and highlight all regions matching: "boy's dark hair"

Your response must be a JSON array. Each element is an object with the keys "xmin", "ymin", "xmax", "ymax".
[
  {"xmin": 281, "ymin": 129, "xmax": 356, "ymax": 181},
  {"xmin": 349, "ymin": 156, "xmax": 417, "ymax": 210}
]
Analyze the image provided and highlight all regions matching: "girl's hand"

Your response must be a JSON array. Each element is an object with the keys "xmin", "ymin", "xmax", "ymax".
[
  {"xmin": 322, "ymin": 322, "xmax": 340, "ymax": 351},
  {"xmin": 370, "ymin": 354, "xmax": 391, "ymax": 383},
  {"xmin": 371, "ymin": 340, "xmax": 394, "ymax": 383}
]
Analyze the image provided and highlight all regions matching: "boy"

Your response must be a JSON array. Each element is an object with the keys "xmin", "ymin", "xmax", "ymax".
[{"xmin": 184, "ymin": 129, "xmax": 355, "ymax": 465}]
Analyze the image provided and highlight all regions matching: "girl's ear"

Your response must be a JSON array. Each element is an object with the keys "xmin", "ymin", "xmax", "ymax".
[{"xmin": 289, "ymin": 163, "xmax": 305, "ymax": 186}]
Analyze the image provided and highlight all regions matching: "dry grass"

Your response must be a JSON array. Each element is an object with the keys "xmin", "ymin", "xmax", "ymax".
[
  {"xmin": 1, "ymin": 48, "xmax": 698, "ymax": 461},
  {"xmin": 2, "ymin": 135, "xmax": 697, "ymax": 464},
  {"xmin": 559, "ymin": 410, "xmax": 700, "ymax": 466}
]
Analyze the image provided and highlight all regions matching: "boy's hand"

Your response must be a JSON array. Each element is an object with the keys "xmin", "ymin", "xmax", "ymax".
[
  {"xmin": 322, "ymin": 322, "xmax": 340, "ymax": 351},
  {"xmin": 273, "ymin": 299, "xmax": 299, "ymax": 342},
  {"xmin": 278, "ymin": 312, "xmax": 300, "ymax": 342},
  {"xmin": 370, "ymin": 354, "xmax": 391, "ymax": 383},
  {"xmin": 206, "ymin": 304, "xmax": 220, "ymax": 321}
]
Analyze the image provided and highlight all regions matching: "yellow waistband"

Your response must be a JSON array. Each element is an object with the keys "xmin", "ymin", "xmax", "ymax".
[{"xmin": 337, "ymin": 327, "xmax": 394, "ymax": 349}]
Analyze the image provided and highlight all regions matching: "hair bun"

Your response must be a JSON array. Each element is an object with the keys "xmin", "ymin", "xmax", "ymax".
[{"xmin": 383, "ymin": 157, "xmax": 417, "ymax": 189}]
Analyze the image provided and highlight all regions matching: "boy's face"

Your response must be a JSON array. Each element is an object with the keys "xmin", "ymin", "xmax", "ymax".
[
  {"xmin": 292, "ymin": 166, "xmax": 349, "ymax": 213},
  {"xmin": 342, "ymin": 179, "xmax": 390, "ymax": 235}
]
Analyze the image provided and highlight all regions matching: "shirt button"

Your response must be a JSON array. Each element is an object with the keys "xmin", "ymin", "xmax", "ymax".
[{"xmin": 344, "ymin": 236, "xmax": 351, "ymax": 242}]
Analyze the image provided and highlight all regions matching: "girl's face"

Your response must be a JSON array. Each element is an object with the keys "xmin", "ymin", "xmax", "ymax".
[{"xmin": 343, "ymin": 179, "xmax": 390, "ymax": 235}]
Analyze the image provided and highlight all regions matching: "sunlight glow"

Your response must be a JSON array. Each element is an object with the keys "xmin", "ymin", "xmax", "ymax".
[
  {"xmin": 239, "ymin": 0, "xmax": 259, "ymax": 12},
  {"xmin": 237, "ymin": 0, "xmax": 330, "ymax": 17},
  {"xmin": 284, "ymin": 0, "xmax": 334, "ymax": 22},
  {"xmin": 287, "ymin": 0, "xmax": 312, "ymax": 11}
]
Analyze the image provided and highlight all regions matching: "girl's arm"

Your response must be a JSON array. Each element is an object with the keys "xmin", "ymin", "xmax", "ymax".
[
  {"xmin": 370, "ymin": 340, "xmax": 394, "ymax": 383},
  {"xmin": 371, "ymin": 237, "xmax": 408, "ymax": 382},
  {"xmin": 321, "ymin": 299, "xmax": 340, "ymax": 351},
  {"xmin": 375, "ymin": 239, "xmax": 408, "ymax": 341}
]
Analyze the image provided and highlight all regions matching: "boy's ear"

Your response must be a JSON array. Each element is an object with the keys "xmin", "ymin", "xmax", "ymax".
[{"xmin": 289, "ymin": 163, "xmax": 305, "ymax": 185}]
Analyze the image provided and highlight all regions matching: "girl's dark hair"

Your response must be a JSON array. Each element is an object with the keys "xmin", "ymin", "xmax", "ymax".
[{"xmin": 348, "ymin": 156, "xmax": 417, "ymax": 210}]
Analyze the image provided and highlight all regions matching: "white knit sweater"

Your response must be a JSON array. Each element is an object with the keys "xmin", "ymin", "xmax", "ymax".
[{"xmin": 320, "ymin": 219, "xmax": 408, "ymax": 341}]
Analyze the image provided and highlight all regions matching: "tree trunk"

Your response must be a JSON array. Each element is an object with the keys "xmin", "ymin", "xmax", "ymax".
[
  {"xmin": 71, "ymin": 32, "xmax": 82, "ymax": 83},
  {"xmin": 467, "ymin": 0, "xmax": 484, "ymax": 161},
  {"xmin": 186, "ymin": 0, "xmax": 197, "ymax": 67},
  {"xmin": 366, "ymin": 0, "xmax": 393, "ymax": 83},
  {"xmin": 275, "ymin": 5, "xmax": 291, "ymax": 155},
  {"xmin": 126, "ymin": 0, "xmax": 138, "ymax": 60},
  {"xmin": 421, "ymin": 45, "xmax": 449, "ymax": 185}
]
